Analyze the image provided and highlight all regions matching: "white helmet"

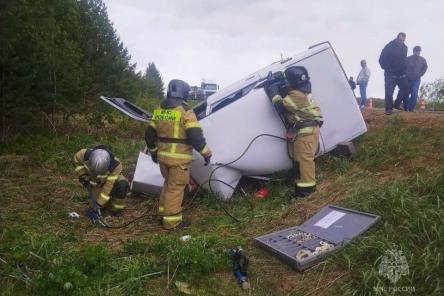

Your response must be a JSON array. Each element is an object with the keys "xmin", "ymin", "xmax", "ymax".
[{"xmin": 88, "ymin": 149, "xmax": 111, "ymax": 175}]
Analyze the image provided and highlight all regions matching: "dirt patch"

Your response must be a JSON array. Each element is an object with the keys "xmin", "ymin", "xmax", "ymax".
[{"xmin": 362, "ymin": 108, "xmax": 444, "ymax": 129}]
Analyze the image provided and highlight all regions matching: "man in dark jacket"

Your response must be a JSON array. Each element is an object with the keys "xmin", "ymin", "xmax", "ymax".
[
  {"xmin": 405, "ymin": 46, "xmax": 428, "ymax": 111},
  {"xmin": 379, "ymin": 32, "xmax": 409, "ymax": 114}
]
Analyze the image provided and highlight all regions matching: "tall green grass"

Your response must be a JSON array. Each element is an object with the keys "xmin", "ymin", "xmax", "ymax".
[
  {"xmin": 1, "ymin": 114, "xmax": 443, "ymax": 295},
  {"xmin": 329, "ymin": 118, "xmax": 444, "ymax": 295}
]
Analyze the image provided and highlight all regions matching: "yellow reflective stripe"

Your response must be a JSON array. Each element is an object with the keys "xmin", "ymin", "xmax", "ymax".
[
  {"xmin": 97, "ymin": 174, "xmax": 108, "ymax": 179},
  {"xmin": 100, "ymin": 192, "xmax": 110, "ymax": 201},
  {"xmin": 301, "ymin": 105, "xmax": 321, "ymax": 117},
  {"xmin": 163, "ymin": 214, "xmax": 183, "ymax": 222},
  {"xmin": 75, "ymin": 165, "xmax": 86, "ymax": 172},
  {"xmin": 112, "ymin": 203, "xmax": 126, "ymax": 210},
  {"xmin": 107, "ymin": 175, "xmax": 119, "ymax": 181},
  {"xmin": 200, "ymin": 145, "xmax": 210, "ymax": 155},
  {"xmin": 272, "ymin": 95, "xmax": 283, "ymax": 104},
  {"xmin": 159, "ymin": 206, "xmax": 164, "ymax": 213},
  {"xmin": 171, "ymin": 120, "xmax": 180, "ymax": 153},
  {"xmin": 149, "ymin": 147, "xmax": 158, "ymax": 152},
  {"xmin": 283, "ymin": 96, "xmax": 299, "ymax": 109},
  {"xmin": 185, "ymin": 122, "xmax": 200, "ymax": 129},
  {"xmin": 298, "ymin": 127, "xmax": 315, "ymax": 135},
  {"xmin": 297, "ymin": 181, "xmax": 316, "ymax": 187},
  {"xmin": 158, "ymin": 151, "xmax": 194, "ymax": 160}
]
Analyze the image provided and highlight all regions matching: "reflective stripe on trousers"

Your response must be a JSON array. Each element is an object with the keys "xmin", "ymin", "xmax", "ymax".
[
  {"xmin": 293, "ymin": 126, "xmax": 320, "ymax": 187},
  {"xmin": 162, "ymin": 214, "xmax": 183, "ymax": 229},
  {"xmin": 159, "ymin": 162, "xmax": 190, "ymax": 229}
]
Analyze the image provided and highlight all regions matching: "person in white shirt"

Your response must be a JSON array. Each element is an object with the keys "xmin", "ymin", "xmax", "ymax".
[{"xmin": 357, "ymin": 60, "xmax": 371, "ymax": 109}]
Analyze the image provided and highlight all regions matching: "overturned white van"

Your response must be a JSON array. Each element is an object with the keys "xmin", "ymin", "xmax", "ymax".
[{"xmin": 102, "ymin": 41, "xmax": 367, "ymax": 199}]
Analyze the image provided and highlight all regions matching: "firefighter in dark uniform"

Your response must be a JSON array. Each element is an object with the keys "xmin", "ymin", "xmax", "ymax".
[
  {"xmin": 265, "ymin": 66, "xmax": 323, "ymax": 198},
  {"xmin": 145, "ymin": 80, "xmax": 212, "ymax": 229},
  {"xmin": 74, "ymin": 145, "xmax": 129, "ymax": 221}
]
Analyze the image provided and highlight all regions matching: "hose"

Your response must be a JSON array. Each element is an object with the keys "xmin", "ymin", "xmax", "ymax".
[
  {"xmin": 207, "ymin": 133, "xmax": 288, "ymax": 223},
  {"xmin": 98, "ymin": 181, "xmax": 207, "ymax": 229},
  {"xmin": 96, "ymin": 129, "xmax": 293, "ymax": 228}
]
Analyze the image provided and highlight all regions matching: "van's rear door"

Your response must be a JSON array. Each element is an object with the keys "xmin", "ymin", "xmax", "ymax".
[{"xmin": 100, "ymin": 96, "xmax": 151, "ymax": 122}]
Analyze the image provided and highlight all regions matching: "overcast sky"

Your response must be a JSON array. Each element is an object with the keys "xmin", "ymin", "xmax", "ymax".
[{"xmin": 105, "ymin": 0, "xmax": 444, "ymax": 98}]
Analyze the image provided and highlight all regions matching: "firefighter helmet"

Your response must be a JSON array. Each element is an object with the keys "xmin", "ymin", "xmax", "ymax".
[
  {"xmin": 167, "ymin": 79, "xmax": 190, "ymax": 100},
  {"xmin": 88, "ymin": 149, "xmax": 111, "ymax": 175},
  {"xmin": 285, "ymin": 66, "xmax": 310, "ymax": 88}
]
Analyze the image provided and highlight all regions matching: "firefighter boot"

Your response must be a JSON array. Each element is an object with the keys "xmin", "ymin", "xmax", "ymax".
[{"xmin": 294, "ymin": 185, "xmax": 316, "ymax": 198}]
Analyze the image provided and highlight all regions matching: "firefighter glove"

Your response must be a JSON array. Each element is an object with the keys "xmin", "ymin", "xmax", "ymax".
[
  {"xmin": 86, "ymin": 207, "xmax": 102, "ymax": 223},
  {"xmin": 204, "ymin": 156, "xmax": 211, "ymax": 166},
  {"xmin": 265, "ymin": 82, "xmax": 280, "ymax": 100},
  {"xmin": 79, "ymin": 175, "xmax": 90, "ymax": 188},
  {"xmin": 151, "ymin": 151, "xmax": 158, "ymax": 164}
]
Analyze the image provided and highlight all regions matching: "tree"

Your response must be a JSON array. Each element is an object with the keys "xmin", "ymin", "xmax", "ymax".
[
  {"xmin": 420, "ymin": 78, "xmax": 444, "ymax": 102},
  {"xmin": 0, "ymin": 0, "xmax": 146, "ymax": 137},
  {"xmin": 420, "ymin": 78, "xmax": 444, "ymax": 110},
  {"xmin": 143, "ymin": 62, "xmax": 164, "ymax": 100}
]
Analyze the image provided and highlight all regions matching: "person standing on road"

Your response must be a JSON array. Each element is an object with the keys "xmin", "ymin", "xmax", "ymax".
[
  {"xmin": 145, "ymin": 79, "xmax": 212, "ymax": 230},
  {"xmin": 379, "ymin": 32, "xmax": 409, "ymax": 114},
  {"xmin": 356, "ymin": 60, "xmax": 371, "ymax": 109},
  {"xmin": 406, "ymin": 46, "xmax": 428, "ymax": 112}
]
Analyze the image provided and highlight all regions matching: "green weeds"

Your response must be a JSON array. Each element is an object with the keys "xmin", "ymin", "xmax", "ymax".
[
  {"xmin": 333, "ymin": 167, "xmax": 444, "ymax": 295},
  {"xmin": 357, "ymin": 117, "xmax": 427, "ymax": 169},
  {"xmin": 2, "ymin": 114, "xmax": 444, "ymax": 295},
  {"xmin": 0, "ymin": 132, "xmax": 144, "ymax": 174}
]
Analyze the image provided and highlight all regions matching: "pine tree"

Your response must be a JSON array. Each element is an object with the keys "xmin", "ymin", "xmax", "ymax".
[
  {"xmin": 0, "ymin": 0, "xmax": 147, "ymax": 136},
  {"xmin": 144, "ymin": 62, "xmax": 165, "ymax": 100}
]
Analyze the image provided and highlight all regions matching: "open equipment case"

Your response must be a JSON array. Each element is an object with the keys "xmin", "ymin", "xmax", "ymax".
[{"xmin": 255, "ymin": 205, "xmax": 380, "ymax": 271}]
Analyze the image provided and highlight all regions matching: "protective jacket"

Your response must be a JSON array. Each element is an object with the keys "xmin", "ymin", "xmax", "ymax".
[
  {"xmin": 379, "ymin": 39, "xmax": 408, "ymax": 76},
  {"xmin": 73, "ymin": 145, "xmax": 126, "ymax": 210},
  {"xmin": 272, "ymin": 90, "xmax": 323, "ymax": 136},
  {"xmin": 145, "ymin": 98, "xmax": 212, "ymax": 162}
]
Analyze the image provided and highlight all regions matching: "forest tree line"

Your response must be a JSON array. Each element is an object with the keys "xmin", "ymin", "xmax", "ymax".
[{"xmin": 0, "ymin": 0, "xmax": 164, "ymax": 139}]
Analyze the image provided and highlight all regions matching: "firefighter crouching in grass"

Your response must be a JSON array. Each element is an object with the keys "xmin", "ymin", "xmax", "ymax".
[
  {"xmin": 74, "ymin": 145, "xmax": 129, "ymax": 223},
  {"xmin": 265, "ymin": 66, "xmax": 323, "ymax": 198},
  {"xmin": 145, "ymin": 79, "xmax": 212, "ymax": 230}
]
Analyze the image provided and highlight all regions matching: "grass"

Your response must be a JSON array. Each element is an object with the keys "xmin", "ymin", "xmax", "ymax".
[{"xmin": 1, "ymin": 110, "xmax": 443, "ymax": 295}]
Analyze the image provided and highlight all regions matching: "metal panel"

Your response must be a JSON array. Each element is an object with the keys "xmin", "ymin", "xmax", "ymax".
[
  {"xmin": 100, "ymin": 96, "xmax": 151, "ymax": 122},
  {"xmin": 131, "ymin": 152, "xmax": 163, "ymax": 195},
  {"xmin": 298, "ymin": 205, "xmax": 380, "ymax": 245}
]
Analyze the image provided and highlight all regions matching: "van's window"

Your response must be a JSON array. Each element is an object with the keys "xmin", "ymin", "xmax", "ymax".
[
  {"xmin": 193, "ymin": 101, "xmax": 207, "ymax": 120},
  {"xmin": 209, "ymin": 82, "xmax": 257, "ymax": 114}
]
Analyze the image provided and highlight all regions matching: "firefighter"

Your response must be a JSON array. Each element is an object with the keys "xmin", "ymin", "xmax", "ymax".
[
  {"xmin": 145, "ymin": 79, "xmax": 212, "ymax": 230},
  {"xmin": 74, "ymin": 145, "xmax": 129, "ymax": 222},
  {"xmin": 265, "ymin": 66, "xmax": 323, "ymax": 198}
]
